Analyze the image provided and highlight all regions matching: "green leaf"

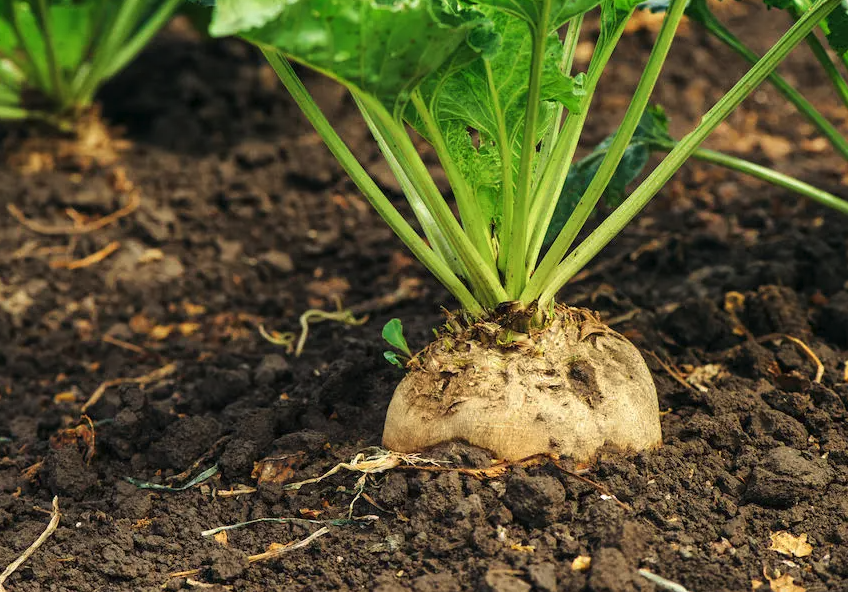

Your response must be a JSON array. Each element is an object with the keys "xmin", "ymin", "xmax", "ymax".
[
  {"xmin": 382, "ymin": 318, "xmax": 412, "ymax": 356},
  {"xmin": 544, "ymin": 105, "xmax": 672, "ymax": 244},
  {"xmin": 473, "ymin": 0, "xmax": 601, "ymax": 30},
  {"xmin": 208, "ymin": 0, "xmax": 286, "ymax": 36},
  {"xmin": 210, "ymin": 0, "xmax": 493, "ymax": 113},
  {"xmin": 600, "ymin": 0, "xmax": 642, "ymax": 33},
  {"xmin": 826, "ymin": 0, "xmax": 848, "ymax": 54},
  {"xmin": 383, "ymin": 351, "xmax": 407, "ymax": 369},
  {"xmin": 410, "ymin": 9, "xmax": 585, "ymax": 228}
]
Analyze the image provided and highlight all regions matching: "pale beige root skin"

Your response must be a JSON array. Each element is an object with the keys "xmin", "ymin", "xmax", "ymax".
[{"xmin": 382, "ymin": 307, "xmax": 662, "ymax": 461}]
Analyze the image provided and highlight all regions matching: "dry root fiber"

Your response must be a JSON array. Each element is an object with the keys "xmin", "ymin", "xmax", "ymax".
[{"xmin": 383, "ymin": 306, "xmax": 662, "ymax": 461}]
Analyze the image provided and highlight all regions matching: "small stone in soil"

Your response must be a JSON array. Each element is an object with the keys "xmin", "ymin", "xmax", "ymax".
[
  {"xmin": 234, "ymin": 140, "xmax": 278, "ymax": 169},
  {"xmin": 527, "ymin": 563, "xmax": 557, "ymax": 592},
  {"xmin": 258, "ymin": 250, "xmax": 295, "ymax": 274},
  {"xmin": 744, "ymin": 446, "xmax": 832, "ymax": 508},
  {"xmin": 503, "ymin": 470, "xmax": 566, "ymax": 528},
  {"xmin": 216, "ymin": 238, "xmax": 243, "ymax": 263},
  {"xmin": 484, "ymin": 569, "xmax": 531, "ymax": 592},
  {"xmin": 254, "ymin": 353, "xmax": 290, "ymax": 386}
]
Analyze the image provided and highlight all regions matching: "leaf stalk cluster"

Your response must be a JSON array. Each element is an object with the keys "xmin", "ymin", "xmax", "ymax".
[{"xmin": 201, "ymin": 0, "xmax": 848, "ymax": 314}]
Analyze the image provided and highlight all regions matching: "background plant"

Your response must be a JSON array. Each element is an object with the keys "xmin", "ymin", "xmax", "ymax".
[{"xmin": 0, "ymin": 0, "xmax": 183, "ymax": 127}]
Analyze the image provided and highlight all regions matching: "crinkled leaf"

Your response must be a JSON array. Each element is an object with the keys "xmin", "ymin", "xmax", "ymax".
[
  {"xmin": 207, "ymin": 0, "xmax": 286, "ymax": 36},
  {"xmin": 544, "ymin": 106, "xmax": 672, "ymax": 245},
  {"xmin": 382, "ymin": 318, "xmax": 412, "ymax": 356},
  {"xmin": 442, "ymin": 120, "xmax": 504, "ymax": 224},
  {"xmin": 410, "ymin": 9, "xmax": 585, "ymax": 228},
  {"xmin": 209, "ymin": 0, "xmax": 493, "ymax": 113},
  {"xmin": 600, "ymin": 0, "xmax": 644, "ymax": 34},
  {"xmin": 473, "ymin": 0, "xmax": 602, "ymax": 30},
  {"xmin": 414, "ymin": 12, "xmax": 583, "ymax": 142}
]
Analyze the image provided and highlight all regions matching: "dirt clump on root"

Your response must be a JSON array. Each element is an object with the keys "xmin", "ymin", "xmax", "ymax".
[{"xmin": 382, "ymin": 306, "xmax": 662, "ymax": 461}]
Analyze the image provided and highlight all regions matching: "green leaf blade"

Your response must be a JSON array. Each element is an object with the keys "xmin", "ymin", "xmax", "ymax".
[
  {"xmin": 409, "ymin": 9, "xmax": 585, "ymax": 231},
  {"xmin": 383, "ymin": 351, "xmax": 407, "ymax": 368},
  {"xmin": 210, "ymin": 0, "xmax": 492, "ymax": 112},
  {"xmin": 382, "ymin": 318, "xmax": 412, "ymax": 356},
  {"xmin": 473, "ymin": 0, "xmax": 601, "ymax": 30}
]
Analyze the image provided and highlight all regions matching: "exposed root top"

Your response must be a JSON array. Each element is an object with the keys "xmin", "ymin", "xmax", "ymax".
[{"xmin": 407, "ymin": 303, "xmax": 613, "ymax": 372}]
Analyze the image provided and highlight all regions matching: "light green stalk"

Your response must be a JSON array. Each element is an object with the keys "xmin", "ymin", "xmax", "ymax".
[
  {"xmin": 526, "ymin": 0, "xmax": 687, "ymax": 296},
  {"xmin": 355, "ymin": 96, "xmax": 467, "ymax": 277},
  {"xmin": 261, "ymin": 49, "xmax": 484, "ymax": 314},
  {"xmin": 410, "ymin": 90, "xmax": 497, "ymax": 269},
  {"xmin": 525, "ymin": 9, "xmax": 633, "ymax": 274},
  {"xmin": 357, "ymin": 92, "xmax": 508, "ymax": 307},
  {"xmin": 802, "ymin": 31, "xmax": 848, "ymax": 109},
  {"xmin": 534, "ymin": 15, "xmax": 585, "ymax": 193},
  {"xmin": 506, "ymin": 3, "xmax": 552, "ymax": 297}
]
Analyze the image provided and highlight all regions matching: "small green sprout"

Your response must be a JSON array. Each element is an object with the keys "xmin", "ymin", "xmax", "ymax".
[{"xmin": 382, "ymin": 318, "xmax": 412, "ymax": 368}]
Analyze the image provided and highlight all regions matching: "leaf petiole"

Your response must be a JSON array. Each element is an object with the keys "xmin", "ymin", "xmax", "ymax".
[
  {"xmin": 410, "ymin": 90, "xmax": 497, "ymax": 270},
  {"xmin": 524, "ymin": 0, "xmax": 687, "ymax": 299},
  {"xmin": 506, "ymin": 12, "xmax": 550, "ymax": 298},
  {"xmin": 525, "ymin": 6, "xmax": 633, "ymax": 274},
  {"xmin": 681, "ymin": 145, "xmax": 848, "ymax": 215}
]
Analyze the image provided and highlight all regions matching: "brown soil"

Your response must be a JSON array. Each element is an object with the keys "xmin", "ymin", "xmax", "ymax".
[{"xmin": 2, "ymin": 7, "xmax": 847, "ymax": 592}]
